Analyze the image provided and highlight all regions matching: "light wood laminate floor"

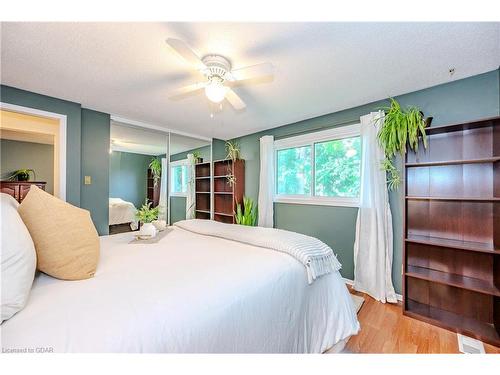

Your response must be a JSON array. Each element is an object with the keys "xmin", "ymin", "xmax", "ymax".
[{"xmin": 346, "ymin": 289, "xmax": 500, "ymax": 354}]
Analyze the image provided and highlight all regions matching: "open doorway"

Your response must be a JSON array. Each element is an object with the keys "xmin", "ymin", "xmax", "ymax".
[{"xmin": 0, "ymin": 107, "xmax": 66, "ymax": 202}]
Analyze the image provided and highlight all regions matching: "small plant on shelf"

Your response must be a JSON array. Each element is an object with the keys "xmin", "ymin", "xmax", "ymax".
[
  {"xmin": 135, "ymin": 199, "xmax": 159, "ymax": 224},
  {"xmin": 149, "ymin": 157, "xmax": 162, "ymax": 187},
  {"xmin": 192, "ymin": 150, "xmax": 203, "ymax": 164},
  {"xmin": 225, "ymin": 140, "xmax": 241, "ymax": 161},
  {"xmin": 377, "ymin": 98, "xmax": 429, "ymax": 190},
  {"xmin": 235, "ymin": 197, "xmax": 257, "ymax": 226},
  {"xmin": 7, "ymin": 169, "xmax": 36, "ymax": 181}
]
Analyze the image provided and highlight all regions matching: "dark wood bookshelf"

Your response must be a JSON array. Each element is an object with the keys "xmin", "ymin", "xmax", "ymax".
[
  {"xmin": 403, "ymin": 115, "xmax": 500, "ymax": 347},
  {"xmin": 406, "ymin": 300, "xmax": 500, "ymax": 343},
  {"xmin": 406, "ymin": 156, "xmax": 500, "ymax": 167},
  {"xmin": 147, "ymin": 169, "xmax": 160, "ymax": 207},
  {"xmin": 212, "ymin": 159, "xmax": 245, "ymax": 224},
  {"xmin": 194, "ymin": 163, "xmax": 211, "ymax": 220},
  {"xmin": 422, "ymin": 115, "xmax": 499, "ymax": 135},
  {"xmin": 406, "ymin": 265, "xmax": 500, "ymax": 297},
  {"xmin": 405, "ymin": 235, "xmax": 500, "ymax": 254},
  {"xmin": 214, "ymin": 211, "xmax": 234, "ymax": 217},
  {"xmin": 406, "ymin": 196, "xmax": 500, "ymax": 202}
]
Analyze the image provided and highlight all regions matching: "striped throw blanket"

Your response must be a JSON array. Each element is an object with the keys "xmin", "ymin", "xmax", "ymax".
[{"xmin": 174, "ymin": 219, "xmax": 341, "ymax": 284}]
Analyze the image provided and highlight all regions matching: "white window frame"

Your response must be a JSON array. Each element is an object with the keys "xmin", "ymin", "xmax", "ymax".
[
  {"xmin": 274, "ymin": 123, "xmax": 361, "ymax": 207},
  {"xmin": 169, "ymin": 159, "xmax": 189, "ymax": 197}
]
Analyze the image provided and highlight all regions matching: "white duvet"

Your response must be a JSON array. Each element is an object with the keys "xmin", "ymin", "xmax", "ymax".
[
  {"xmin": 1, "ymin": 226, "xmax": 359, "ymax": 353},
  {"xmin": 108, "ymin": 197, "xmax": 138, "ymax": 229}
]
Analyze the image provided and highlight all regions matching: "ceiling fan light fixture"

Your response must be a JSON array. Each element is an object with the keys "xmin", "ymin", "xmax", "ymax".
[{"xmin": 205, "ymin": 78, "xmax": 227, "ymax": 103}]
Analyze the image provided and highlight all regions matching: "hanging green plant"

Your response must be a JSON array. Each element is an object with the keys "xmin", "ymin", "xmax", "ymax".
[
  {"xmin": 377, "ymin": 98, "xmax": 428, "ymax": 190},
  {"xmin": 149, "ymin": 157, "xmax": 162, "ymax": 187},
  {"xmin": 225, "ymin": 140, "xmax": 241, "ymax": 161}
]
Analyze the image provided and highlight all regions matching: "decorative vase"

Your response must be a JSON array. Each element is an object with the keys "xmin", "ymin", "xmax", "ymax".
[
  {"xmin": 139, "ymin": 222, "xmax": 157, "ymax": 238},
  {"xmin": 152, "ymin": 220, "xmax": 167, "ymax": 232}
]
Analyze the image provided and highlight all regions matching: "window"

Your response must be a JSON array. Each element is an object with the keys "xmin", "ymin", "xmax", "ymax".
[
  {"xmin": 274, "ymin": 124, "xmax": 361, "ymax": 207},
  {"xmin": 170, "ymin": 160, "xmax": 188, "ymax": 196},
  {"xmin": 276, "ymin": 146, "xmax": 311, "ymax": 195}
]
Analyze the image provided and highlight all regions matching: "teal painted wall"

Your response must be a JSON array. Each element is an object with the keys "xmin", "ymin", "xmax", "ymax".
[
  {"xmin": 170, "ymin": 196, "xmax": 187, "ymax": 224},
  {"xmin": 212, "ymin": 138, "xmax": 227, "ymax": 160},
  {"xmin": 0, "ymin": 85, "xmax": 82, "ymax": 206},
  {"xmin": 109, "ymin": 151, "xmax": 154, "ymax": 208},
  {"xmin": 169, "ymin": 145, "xmax": 211, "ymax": 224},
  {"xmin": 80, "ymin": 109, "xmax": 110, "ymax": 235},
  {"xmin": 0, "ymin": 139, "xmax": 55, "ymax": 194},
  {"xmin": 230, "ymin": 69, "xmax": 500, "ymax": 293},
  {"xmin": 0, "ymin": 85, "xmax": 114, "ymax": 236},
  {"xmin": 170, "ymin": 145, "xmax": 211, "ymax": 162}
]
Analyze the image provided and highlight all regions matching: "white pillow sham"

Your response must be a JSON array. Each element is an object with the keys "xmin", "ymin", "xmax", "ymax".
[{"xmin": 1, "ymin": 193, "xmax": 37, "ymax": 323}]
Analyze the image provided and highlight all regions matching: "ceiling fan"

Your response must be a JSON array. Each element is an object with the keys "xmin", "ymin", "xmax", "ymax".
[{"xmin": 166, "ymin": 38, "xmax": 274, "ymax": 111}]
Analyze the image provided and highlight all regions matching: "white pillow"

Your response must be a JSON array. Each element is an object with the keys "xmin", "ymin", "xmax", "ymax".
[{"xmin": 1, "ymin": 193, "xmax": 36, "ymax": 323}]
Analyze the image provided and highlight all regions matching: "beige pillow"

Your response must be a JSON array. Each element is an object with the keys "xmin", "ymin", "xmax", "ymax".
[{"xmin": 18, "ymin": 185, "xmax": 99, "ymax": 280}]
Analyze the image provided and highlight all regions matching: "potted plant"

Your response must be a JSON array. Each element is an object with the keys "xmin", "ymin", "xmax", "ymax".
[
  {"xmin": 377, "ymin": 98, "xmax": 428, "ymax": 190},
  {"xmin": 225, "ymin": 140, "xmax": 241, "ymax": 161},
  {"xmin": 192, "ymin": 151, "xmax": 203, "ymax": 164},
  {"xmin": 225, "ymin": 140, "xmax": 241, "ymax": 187},
  {"xmin": 135, "ymin": 199, "xmax": 160, "ymax": 238},
  {"xmin": 235, "ymin": 197, "xmax": 258, "ymax": 226},
  {"xmin": 7, "ymin": 169, "xmax": 36, "ymax": 181},
  {"xmin": 149, "ymin": 158, "xmax": 162, "ymax": 187}
]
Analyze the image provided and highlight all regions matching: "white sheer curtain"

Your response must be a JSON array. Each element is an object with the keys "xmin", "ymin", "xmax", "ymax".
[
  {"xmin": 158, "ymin": 157, "xmax": 168, "ymax": 221},
  {"xmin": 353, "ymin": 111, "xmax": 397, "ymax": 303},
  {"xmin": 186, "ymin": 153, "xmax": 196, "ymax": 220},
  {"xmin": 258, "ymin": 135, "xmax": 274, "ymax": 227}
]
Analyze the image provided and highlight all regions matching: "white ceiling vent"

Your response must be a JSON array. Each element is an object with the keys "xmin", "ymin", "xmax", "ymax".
[{"xmin": 457, "ymin": 334, "xmax": 485, "ymax": 354}]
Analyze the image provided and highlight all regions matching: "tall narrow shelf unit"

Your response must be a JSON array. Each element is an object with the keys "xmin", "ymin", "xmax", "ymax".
[
  {"xmin": 403, "ymin": 116, "xmax": 500, "ymax": 346},
  {"xmin": 194, "ymin": 162, "xmax": 211, "ymax": 219},
  {"xmin": 147, "ymin": 169, "xmax": 160, "ymax": 207},
  {"xmin": 213, "ymin": 159, "xmax": 245, "ymax": 224}
]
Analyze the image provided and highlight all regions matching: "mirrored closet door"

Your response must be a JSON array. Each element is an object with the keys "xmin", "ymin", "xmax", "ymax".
[
  {"xmin": 108, "ymin": 120, "xmax": 169, "ymax": 234},
  {"xmin": 168, "ymin": 133, "xmax": 212, "ymax": 225}
]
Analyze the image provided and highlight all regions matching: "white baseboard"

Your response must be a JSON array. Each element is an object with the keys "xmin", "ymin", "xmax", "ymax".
[{"xmin": 343, "ymin": 277, "xmax": 403, "ymax": 302}]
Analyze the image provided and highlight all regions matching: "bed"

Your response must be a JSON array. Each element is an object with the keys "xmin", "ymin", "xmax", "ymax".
[
  {"xmin": 108, "ymin": 197, "xmax": 138, "ymax": 230},
  {"xmin": 1, "ymin": 222, "xmax": 360, "ymax": 353}
]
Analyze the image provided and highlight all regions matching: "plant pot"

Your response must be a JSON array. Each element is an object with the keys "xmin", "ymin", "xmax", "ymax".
[
  {"xmin": 419, "ymin": 111, "xmax": 433, "ymax": 127},
  {"xmin": 196, "ymin": 158, "xmax": 203, "ymax": 164},
  {"xmin": 152, "ymin": 220, "xmax": 167, "ymax": 232},
  {"xmin": 17, "ymin": 172, "xmax": 30, "ymax": 181},
  {"xmin": 139, "ymin": 222, "xmax": 157, "ymax": 238}
]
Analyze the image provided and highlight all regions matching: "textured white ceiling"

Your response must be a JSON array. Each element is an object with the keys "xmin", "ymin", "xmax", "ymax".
[
  {"xmin": 0, "ymin": 129, "xmax": 54, "ymax": 145},
  {"xmin": 1, "ymin": 22, "xmax": 499, "ymax": 139}
]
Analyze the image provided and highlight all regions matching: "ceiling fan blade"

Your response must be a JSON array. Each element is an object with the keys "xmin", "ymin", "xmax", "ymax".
[
  {"xmin": 225, "ymin": 89, "xmax": 246, "ymax": 110},
  {"xmin": 229, "ymin": 62, "xmax": 274, "ymax": 81},
  {"xmin": 166, "ymin": 38, "xmax": 206, "ymax": 70},
  {"xmin": 169, "ymin": 82, "xmax": 207, "ymax": 98}
]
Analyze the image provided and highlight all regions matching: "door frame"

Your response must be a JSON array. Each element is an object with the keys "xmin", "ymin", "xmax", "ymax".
[{"xmin": 0, "ymin": 102, "xmax": 67, "ymax": 201}]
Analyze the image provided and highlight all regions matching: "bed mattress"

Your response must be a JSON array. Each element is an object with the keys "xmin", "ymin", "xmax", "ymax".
[{"xmin": 1, "ymin": 226, "xmax": 359, "ymax": 353}]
